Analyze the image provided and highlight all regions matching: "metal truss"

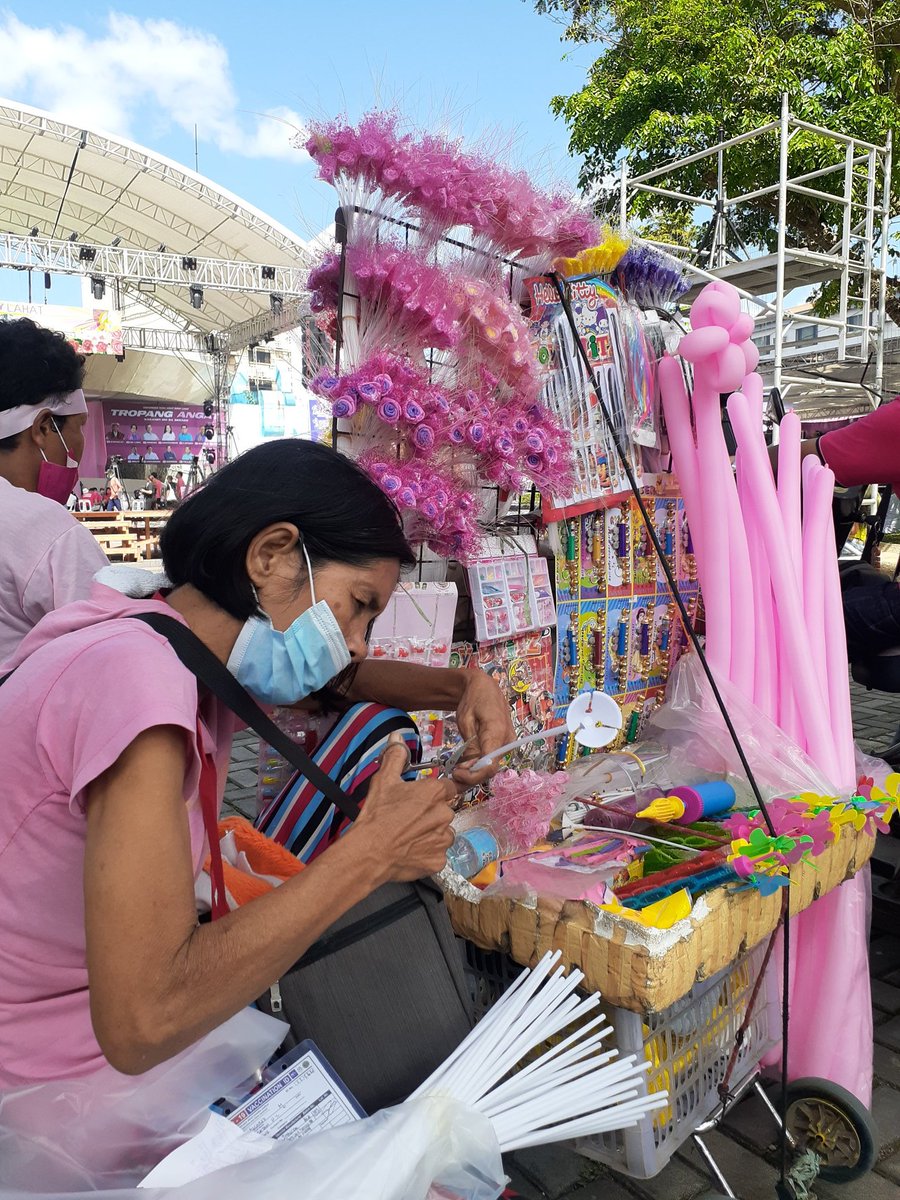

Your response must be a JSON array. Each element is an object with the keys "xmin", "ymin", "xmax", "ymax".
[
  {"xmin": 120, "ymin": 327, "xmax": 209, "ymax": 354},
  {"xmin": 619, "ymin": 94, "xmax": 893, "ymax": 416},
  {"xmin": 0, "ymin": 232, "xmax": 306, "ymax": 296},
  {"xmin": 217, "ymin": 298, "xmax": 309, "ymax": 350}
]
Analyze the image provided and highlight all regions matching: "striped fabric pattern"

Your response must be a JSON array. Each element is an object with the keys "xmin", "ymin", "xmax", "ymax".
[{"xmin": 254, "ymin": 703, "xmax": 420, "ymax": 862}]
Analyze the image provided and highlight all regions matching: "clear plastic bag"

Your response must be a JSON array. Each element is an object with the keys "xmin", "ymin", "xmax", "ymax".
[
  {"xmin": 0, "ymin": 1007, "xmax": 287, "ymax": 1193},
  {"xmin": 645, "ymin": 653, "xmax": 839, "ymax": 797},
  {"xmin": 0, "ymin": 1093, "xmax": 505, "ymax": 1200}
]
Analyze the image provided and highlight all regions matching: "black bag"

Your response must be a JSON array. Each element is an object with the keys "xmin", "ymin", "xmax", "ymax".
[{"xmin": 131, "ymin": 613, "xmax": 474, "ymax": 1113}]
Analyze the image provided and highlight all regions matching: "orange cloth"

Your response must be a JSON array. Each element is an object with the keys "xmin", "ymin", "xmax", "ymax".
[{"xmin": 203, "ymin": 816, "xmax": 304, "ymax": 909}]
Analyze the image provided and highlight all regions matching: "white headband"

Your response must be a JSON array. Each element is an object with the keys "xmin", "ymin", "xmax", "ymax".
[{"xmin": 0, "ymin": 388, "xmax": 87, "ymax": 440}]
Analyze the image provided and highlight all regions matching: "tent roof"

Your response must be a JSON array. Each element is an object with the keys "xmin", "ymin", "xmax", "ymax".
[{"xmin": 0, "ymin": 99, "xmax": 310, "ymax": 334}]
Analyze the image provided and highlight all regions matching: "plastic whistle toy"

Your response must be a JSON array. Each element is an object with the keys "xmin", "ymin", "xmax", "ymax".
[{"xmin": 636, "ymin": 780, "xmax": 736, "ymax": 824}]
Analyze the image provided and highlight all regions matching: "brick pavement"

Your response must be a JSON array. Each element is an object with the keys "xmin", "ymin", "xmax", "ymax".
[{"xmin": 222, "ymin": 695, "xmax": 900, "ymax": 1200}]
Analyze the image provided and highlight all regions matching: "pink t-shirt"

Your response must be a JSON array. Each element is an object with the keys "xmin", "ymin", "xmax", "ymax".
[
  {"xmin": 0, "ymin": 584, "xmax": 237, "ymax": 1087},
  {"xmin": 819, "ymin": 397, "xmax": 900, "ymax": 495},
  {"xmin": 0, "ymin": 476, "xmax": 109, "ymax": 665}
]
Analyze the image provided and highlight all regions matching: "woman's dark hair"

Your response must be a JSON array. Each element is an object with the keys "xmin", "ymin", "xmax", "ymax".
[
  {"xmin": 160, "ymin": 439, "xmax": 415, "ymax": 619},
  {"xmin": 0, "ymin": 318, "xmax": 85, "ymax": 452}
]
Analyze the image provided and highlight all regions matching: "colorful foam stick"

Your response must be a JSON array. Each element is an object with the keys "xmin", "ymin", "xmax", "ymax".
[
  {"xmin": 620, "ymin": 863, "xmax": 736, "ymax": 909},
  {"xmin": 636, "ymin": 780, "xmax": 736, "ymax": 824}
]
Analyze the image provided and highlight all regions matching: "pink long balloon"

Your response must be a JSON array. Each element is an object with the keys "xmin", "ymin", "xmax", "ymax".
[
  {"xmin": 658, "ymin": 355, "xmax": 705, "ymax": 569},
  {"xmin": 777, "ymin": 412, "xmax": 803, "ymax": 741},
  {"xmin": 737, "ymin": 371, "xmax": 778, "ymax": 717},
  {"xmin": 692, "ymin": 377, "xmax": 733, "ymax": 679},
  {"xmin": 820, "ymin": 465, "xmax": 857, "ymax": 789},
  {"xmin": 679, "ymin": 326, "xmax": 729, "ymax": 361},
  {"xmin": 800, "ymin": 459, "xmax": 835, "ymax": 733},
  {"xmin": 741, "ymin": 371, "xmax": 765, "ymax": 426},
  {"xmin": 739, "ymin": 466, "xmax": 778, "ymax": 720},
  {"xmin": 723, "ymin": 449, "xmax": 755, "ymax": 699},
  {"xmin": 778, "ymin": 413, "xmax": 803, "ymax": 574},
  {"xmin": 727, "ymin": 392, "xmax": 840, "ymax": 782}
]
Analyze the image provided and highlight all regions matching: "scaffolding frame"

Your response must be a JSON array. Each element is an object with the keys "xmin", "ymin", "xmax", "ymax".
[{"xmin": 618, "ymin": 95, "xmax": 893, "ymax": 416}]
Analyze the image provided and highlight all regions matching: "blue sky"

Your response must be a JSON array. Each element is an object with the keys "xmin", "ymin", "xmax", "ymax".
[{"xmin": 0, "ymin": 2, "xmax": 596, "ymax": 242}]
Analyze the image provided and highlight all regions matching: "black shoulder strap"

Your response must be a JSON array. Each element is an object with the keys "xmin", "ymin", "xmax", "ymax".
[{"xmin": 131, "ymin": 612, "xmax": 360, "ymax": 821}]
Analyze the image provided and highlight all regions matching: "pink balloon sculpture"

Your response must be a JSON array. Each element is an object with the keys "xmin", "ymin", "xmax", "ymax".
[{"xmin": 676, "ymin": 282, "xmax": 755, "ymax": 693}]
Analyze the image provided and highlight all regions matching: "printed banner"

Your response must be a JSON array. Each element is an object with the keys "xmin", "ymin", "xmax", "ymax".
[
  {"xmin": 102, "ymin": 401, "xmax": 210, "ymax": 467},
  {"xmin": 0, "ymin": 301, "xmax": 124, "ymax": 355}
]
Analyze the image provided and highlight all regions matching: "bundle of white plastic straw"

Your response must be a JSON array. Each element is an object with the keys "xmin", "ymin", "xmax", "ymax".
[{"xmin": 409, "ymin": 951, "xmax": 668, "ymax": 1152}]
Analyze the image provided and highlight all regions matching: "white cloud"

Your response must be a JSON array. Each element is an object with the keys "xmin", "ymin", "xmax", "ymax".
[{"xmin": 0, "ymin": 11, "xmax": 306, "ymax": 162}]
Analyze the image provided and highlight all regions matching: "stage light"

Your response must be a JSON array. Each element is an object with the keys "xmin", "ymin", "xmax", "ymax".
[
  {"xmin": 261, "ymin": 266, "xmax": 276, "ymax": 281},
  {"xmin": 78, "ymin": 246, "xmax": 96, "ymax": 262},
  {"xmin": 90, "ymin": 276, "xmax": 105, "ymax": 300},
  {"xmin": 182, "ymin": 256, "xmax": 197, "ymax": 271},
  {"xmin": 28, "ymin": 226, "xmax": 38, "ymax": 237},
  {"xmin": 203, "ymin": 424, "xmax": 214, "ymax": 440},
  {"xmin": 111, "ymin": 236, "xmax": 122, "ymax": 247},
  {"xmin": 203, "ymin": 399, "xmax": 214, "ymax": 417},
  {"xmin": 205, "ymin": 449, "xmax": 216, "ymax": 464},
  {"xmin": 270, "ymin": 293, "xmax": 283, "ymax": 317},
  {"xmin": 68, "ymin": 232, "xmax": 79, "ymax": 242},
  {"xmin": 190, "ymin": 284, "xmax": 204, "ymax": 310}
]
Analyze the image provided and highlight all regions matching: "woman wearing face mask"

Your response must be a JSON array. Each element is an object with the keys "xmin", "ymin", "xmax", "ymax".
[
  {"xmin": 0, "ymin": 437, "xmax": 514, "ymax": 1091},
  {"xmin": 0, "ymin": 318, "xmax": 109, "ymax": 664}
]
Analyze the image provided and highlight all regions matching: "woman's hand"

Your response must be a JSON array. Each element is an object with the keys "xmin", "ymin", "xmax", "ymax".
[
  {"xmin": 452, "ymin": 669, "xmax": 517, "ymax": 788},
  {"xmin": 350, "ymin": 734, "xmax": 459, "ymax": 880}
]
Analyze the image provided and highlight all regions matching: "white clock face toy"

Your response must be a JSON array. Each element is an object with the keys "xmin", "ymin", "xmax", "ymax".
[{"xmin": 566, "ymin": 690, "xmax": 623, "ymax": 749}]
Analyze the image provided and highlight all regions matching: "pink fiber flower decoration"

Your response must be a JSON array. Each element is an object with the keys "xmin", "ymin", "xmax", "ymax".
[
  {"xmin": 480, "ymin": 769, "xmax": 569, "ymax": 852},
  {"xmin": 305, "ymin": 112, "xmax": 601, "ymax": 259}
]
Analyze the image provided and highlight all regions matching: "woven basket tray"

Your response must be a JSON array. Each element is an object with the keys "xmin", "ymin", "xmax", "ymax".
[{"xmin": 444, "ymin": 827, "xmax": 874, "ymax": 1013}]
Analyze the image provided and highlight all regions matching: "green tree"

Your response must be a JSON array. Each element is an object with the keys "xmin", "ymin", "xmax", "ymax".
[{"xmin": 535, "ymin": 0, "xmax": 899, "ymax": 311}]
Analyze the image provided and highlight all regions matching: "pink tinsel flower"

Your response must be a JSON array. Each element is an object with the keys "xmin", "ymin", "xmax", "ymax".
[
  {"xmin": 305, "ymin": 112, "xmax": 601, "ymax": 259},
  {"xmin": 480, "ymin": 769, "xmax": 569, "ymax": 852},
  {"xmin": 358, "ymin": 451, "xmax": 483, "ymax": 564}
]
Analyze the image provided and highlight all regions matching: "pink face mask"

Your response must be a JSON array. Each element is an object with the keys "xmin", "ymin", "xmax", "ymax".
[{"xmin": 36, "ymin": 420, "xmax": 79, "ymax": 505}]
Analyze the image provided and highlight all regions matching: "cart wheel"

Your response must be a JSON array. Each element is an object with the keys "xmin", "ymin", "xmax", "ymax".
[{"xmin": 785, "ymin": 1078, "xmax": 878, "ymax": 1183}]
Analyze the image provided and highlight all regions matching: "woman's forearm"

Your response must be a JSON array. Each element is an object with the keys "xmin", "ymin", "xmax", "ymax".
[
  {"xmin": 84, "ymin": 725, "xmax": 388, "ymax": 1074},
  {"xmin": 85, "ymin": 724, "xmax": 456, "ymax": 1076},
  {"xmin": 131, "ymin": 832, "xmax": 386, "ymax": 1072},
  {"xmin": 345, "ymin": 658, "xmax": 469, "ymax": 711}
]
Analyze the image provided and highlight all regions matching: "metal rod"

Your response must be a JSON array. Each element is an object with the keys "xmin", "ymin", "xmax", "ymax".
[
  {"xmin": 692, "ymin": 1134, "xmax": 737, "ymax": 1198},
  {"xmin": 838, "ymin": 142, "xmax": 854, "ymax": 362},
  {"xmin": 713, "ymin": 144, "xmax": 727, "ymax": 270},
  {"xmin": 723, "ymin": 181, "xmax": 781, "ymax": 206},
  {"xmin": 788, "ymin": 115, "xmax": 884, "ymax": 153},
  {"xmin": 729, "ymin": 155, "xmax": 869, "ymax": 206},
  {"xmin": 876, "ymin": 131, "xmax": 892, "ymax": 408},
  {"xmin": 619, "ymin": 158, "xmax": 628, "ymax": 233},
  {"xmin": 786, "ymin": 181, "xmax": 849, "ymax": 206},
  {"xmin": 347, "ymin": 203, "xmax": 526, "ymax": 271},
  {"xmin": 862, "ymin": 148, "xmax": 876, "ymax": 367},
  {"xmin": 773, "ymin": 94, "xmax": 790, "ymax": 404},
  {"xmin": 628, "ymin": 181, "xmax": 713, "ymax": 207},
  {"xmin": 628, "ymin": 121, "xmax": 781, "ymax": 184}
]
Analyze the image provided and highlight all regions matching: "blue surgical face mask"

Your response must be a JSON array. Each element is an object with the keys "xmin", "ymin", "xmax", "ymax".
[{"xmin": 226, "ymin": 543, "xmax": 352, "ymax": 704}]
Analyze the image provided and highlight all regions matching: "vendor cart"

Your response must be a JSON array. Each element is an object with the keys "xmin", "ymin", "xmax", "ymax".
[{"xmin": 454, "ymin": 824, "xmax": 880, "ymax": 1197}]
